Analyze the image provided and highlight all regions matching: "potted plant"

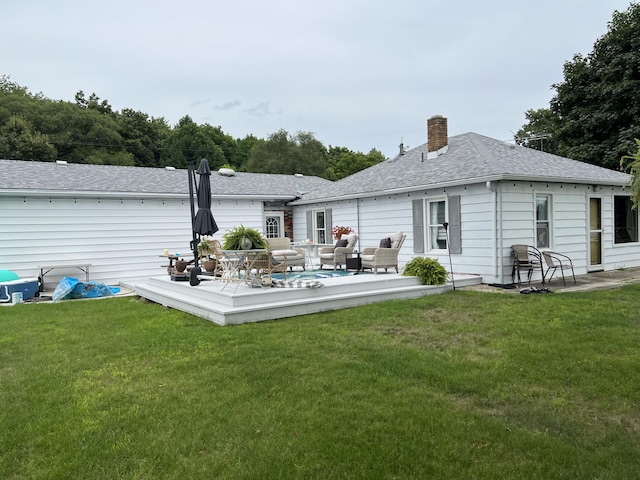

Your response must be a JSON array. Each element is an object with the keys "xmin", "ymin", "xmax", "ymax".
[
  {"xmin": 197, "ymin": 238, "xmax": 217, "ymax": 273},
  {"xmin": 222, "ymin": 225, "xmax": 268, "ymax": 250},
  {"xmin": 402, "ymin": 257, "xmax": 448, "ymax": 285},
  {"xmin": 331, "ymin": 226, "xmax": 354, "ymax": 241}
]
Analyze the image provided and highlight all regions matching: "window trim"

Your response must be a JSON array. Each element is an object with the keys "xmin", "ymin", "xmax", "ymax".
[
  {"xmin": 535, "ymin": 193, "xmax": 552, "ymax": 249},
  {"xmin": 263, "ymin": 212, "xmax": 284, "ymax": 238},
  {"xmin": 426, "ymin": 197, "xmax": 448, "ymax": 253},
  {"xmin": 613, "ymin": 195, "xmax": 639, "ymax": 245},
  {"xmin": 312, "ymin": 208, "xmax": 329, "ymax": 244}
]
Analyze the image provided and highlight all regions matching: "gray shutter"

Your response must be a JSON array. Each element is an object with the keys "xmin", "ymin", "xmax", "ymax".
[
  {"xmin": 448, "ymin": 195, "xmax": 461, "ymax": 254},
  {"xmin": 325, "ymin": 208, "xmax": 332, "ymax": 243},
  {"xmin": 412, "ymin": 199, "xmax": 424, "ymax": 253},
  {"xmin": 306, "ymin": 210, "xmax": 313, "ymax": 241}
]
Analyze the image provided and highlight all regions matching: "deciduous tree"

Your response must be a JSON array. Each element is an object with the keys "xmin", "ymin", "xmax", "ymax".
[{"xmin": 516, "ymin": 3, "xmax": 640, "ymax": 169}]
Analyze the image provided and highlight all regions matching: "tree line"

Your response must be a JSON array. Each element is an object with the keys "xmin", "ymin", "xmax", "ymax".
[{"xmin": 0, "ymin": 76, "xmax": 385, "ymax": 180}]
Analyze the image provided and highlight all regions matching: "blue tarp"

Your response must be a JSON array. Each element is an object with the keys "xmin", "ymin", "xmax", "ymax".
[{"xmin": 52, "ymin": 277, "xmax": 120, "ymax": 302}]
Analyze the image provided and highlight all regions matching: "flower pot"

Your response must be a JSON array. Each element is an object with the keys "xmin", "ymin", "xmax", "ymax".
[
  {"xmin": 239, "ymin": 237, "xmax": 253, "ymax": 250},
  {"xmin": 203, "ymin": 260, "xmax": 216, "ymax": 272},
  {"xmin": 175, "ymin": 260, "xmax": 187, "ymax": 273}
]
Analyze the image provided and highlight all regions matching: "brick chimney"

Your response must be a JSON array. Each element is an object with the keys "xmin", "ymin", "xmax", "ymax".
[{"xmin": 427, "ymin": 115, "xmax": 448, "ymax": 153}]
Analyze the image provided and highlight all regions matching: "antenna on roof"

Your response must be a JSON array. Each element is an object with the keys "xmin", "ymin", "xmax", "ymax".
[{"xmin": 516, "ymin": 133, "xmax": 550, "ymax": 152}]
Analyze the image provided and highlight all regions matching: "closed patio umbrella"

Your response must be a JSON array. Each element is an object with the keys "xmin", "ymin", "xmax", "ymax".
[
  {"xmin": 188, "ymin": 158, "xmax": 219, "ymax": 285},
  {"xmin": 193, "ymin": 159, "xmax": 219, "ymax": 236}
]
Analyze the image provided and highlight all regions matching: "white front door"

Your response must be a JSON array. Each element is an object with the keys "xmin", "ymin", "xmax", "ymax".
[{"xmin": 589, "ymin": 197, "xmax": 603, "ymax": 271}]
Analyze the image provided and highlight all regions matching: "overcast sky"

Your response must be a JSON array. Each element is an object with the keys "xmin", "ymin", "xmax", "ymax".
[{"xmin": 4, "ymin": 1, "xmax": 632, "ymax": 158}]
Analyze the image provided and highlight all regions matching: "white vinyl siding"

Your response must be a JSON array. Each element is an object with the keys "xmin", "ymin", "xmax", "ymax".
[{"xmin": 0, "ymin": 196, "xmax": 264, "ymax": 286}]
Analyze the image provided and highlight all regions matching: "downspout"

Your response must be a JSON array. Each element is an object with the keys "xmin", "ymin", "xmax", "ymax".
[
  {"xmin": 356, "ymin": 198, "xmax": 361, "ymax": 251},
  {"xmin": 486, "ymin": 181, "xmax": 498, "ymax": 280}
]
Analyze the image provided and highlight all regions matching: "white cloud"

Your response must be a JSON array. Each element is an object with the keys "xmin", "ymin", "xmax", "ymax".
[{"xmin": 3, "ymin": 0, "xmax": 631, "ymax": 156}]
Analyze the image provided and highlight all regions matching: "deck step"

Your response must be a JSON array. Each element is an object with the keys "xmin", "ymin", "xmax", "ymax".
[{"xmin": 126, "ymin": 273, "xmax": 480, "ymax": 326}]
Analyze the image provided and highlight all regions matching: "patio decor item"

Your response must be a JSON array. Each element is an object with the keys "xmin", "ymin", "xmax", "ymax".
[
  {"xmin": 222, "ymin": 225, "xmax": 268, "ymax": 250},
  {"xmin": 319, "ymin": 234, "xmax": 358, "ymax": 270},
  {"xmin": 511, "ymin": 244, "xmax": 544, "ymax": 286},
  {"xmin": 361, "ymin": 232, "xmax": 406, "ymax": 274},
  {"xmin": 402, "ymin": 256, "xmax": 447, "ymax": 285},
  {"xmin": 188, "ymin": 158, "xmax": 219, "ymax": 286},
  {"xmin": 331, "ymin": 226, "xmax": 354, "ymax": 241},
  {"xmin": 266, "ymin": 237, "xmax": 306, "ymax": 270},
  {"xmin": 542, "ymin": 250, "xmax": 576, "ymax": 285}
]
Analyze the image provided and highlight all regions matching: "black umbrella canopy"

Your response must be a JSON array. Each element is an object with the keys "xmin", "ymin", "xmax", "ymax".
[{"xmin": 193, "ymin": 159, "xmax": 219, "ymax": 236}]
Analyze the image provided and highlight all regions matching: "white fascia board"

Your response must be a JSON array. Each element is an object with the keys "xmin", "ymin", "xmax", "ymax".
[
  {"xmin": 292, "ymin": 174, "xmax": 630, "ymax": 205},
  {"xmin": 0, "ymin": 189, "xmax": 297, "ymax": 201}
]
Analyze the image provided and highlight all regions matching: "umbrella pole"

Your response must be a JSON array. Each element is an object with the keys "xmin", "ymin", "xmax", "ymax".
[
  {"xmin": 187, "ymin": 161, "xmax": 200, "ymax": 268},
  {"xmin": 188, "ymin": 161, "xmax": 203, "ymax": 286}
]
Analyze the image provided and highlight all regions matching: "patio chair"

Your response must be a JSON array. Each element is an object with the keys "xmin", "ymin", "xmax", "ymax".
[
  {"xmin": 241, "ymin": 251, "xmax": 288, "ymax": 282},
  {"xmin": 266, "ymin": 237, "xmax": 306, "ymax": 271},
  {"xmin": 511, "ymin": 244, "xmax": 544, "ymax": 286},
  {"xmin": 319, "ymin": 234, "xmax": 358, "ymax": 270},
  {"xmin": 542, "ymin": 251, "xmax": 576, "ymax": 286},
  {"xmin": 361, "ymin": 232, "xmax": 406, "ymax": 274}
]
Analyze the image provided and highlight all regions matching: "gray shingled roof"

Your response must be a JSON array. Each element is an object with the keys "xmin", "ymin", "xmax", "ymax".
[
  {"xmin": 0, "ymin": 160, "xmax": 333, "ymax": 198},
  {"xmin": 294, "ymin": 132, "xmax": 632, "ymax": 204}
]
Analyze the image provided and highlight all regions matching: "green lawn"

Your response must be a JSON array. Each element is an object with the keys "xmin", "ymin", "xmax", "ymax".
[{"xmin": 1, "ymin": 286, "xmax": 639, "ymax": 479}]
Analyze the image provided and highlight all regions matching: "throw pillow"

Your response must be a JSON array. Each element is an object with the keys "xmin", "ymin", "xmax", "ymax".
[
  {"xmin": 379, "ymin": 237, "xmax": 392, "ymax": 248},
  {"xmin": 335, "ymin": 239, "xmax": 348, "ymax": 248},
  {"xmin": 342, "ymin": 233, "xmax": 357, "ymax": 248},
  {"xmin": 387, "ymin": 231, "xmax": 403, "ymax": 249}
]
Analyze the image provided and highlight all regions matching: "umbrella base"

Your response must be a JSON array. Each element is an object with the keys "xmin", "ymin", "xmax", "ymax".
[{"xmin": 171, "ymin": 273, "xmax": 189, "ymax": 282}]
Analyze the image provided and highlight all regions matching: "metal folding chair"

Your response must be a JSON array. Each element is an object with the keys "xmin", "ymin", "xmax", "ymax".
[
  {"xmin": 542, "ymin": 251, "xmax": 576, "ymax": 286},
  {"xmin": 511, "ymin": 244, "xmax": 544, "ymax": 286}
]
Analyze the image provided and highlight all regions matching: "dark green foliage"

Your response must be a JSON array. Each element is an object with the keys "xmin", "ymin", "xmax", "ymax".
[
  {"xmin": 621, "ymin": 138, "xmax": 640, "ymax": 207},
  {"xmin": 402, "ymin": 256, "xmax": 448, "ymax": 285},
  {"xmin": 0, "ymin": 75, "xmax": 385, "ymax": 177},
  {"xmin": 221, "ymin": 224, "xmax": 268, "ymax": 250},
  {"xmin": 516, "ymin": 3, "xmax": 640, "ymax": 169}
]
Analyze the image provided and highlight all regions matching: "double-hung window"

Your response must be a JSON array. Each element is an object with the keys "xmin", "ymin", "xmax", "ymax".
[
  {"xmin": 427, "ymin": 198, "xmax": 447, "ymax": 251},
  {"xmin": 314, "ymin": 209, "xmax": 327, "ymax": 244},
  {"xmin": 536, "ymin": 194, "xmax": 551, "ymax": 249}
]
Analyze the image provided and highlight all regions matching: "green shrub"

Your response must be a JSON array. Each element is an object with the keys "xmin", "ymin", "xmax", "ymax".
[
  {"xmin": 402, "ymin": 256, "xmax": 448, "ymax": 285},
  {"xmin": 222, "ymin": 225, "xmax": 268, "ymax": 250}
]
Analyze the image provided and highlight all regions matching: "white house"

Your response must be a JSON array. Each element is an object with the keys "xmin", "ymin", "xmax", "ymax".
[
  {"xmin": 2, "ymin": 115, "xmax": 637, "ymax": 288},
  {"xmin": 0, "ymin": 160, "xmax": 331, "ymax": 287},
  {"xmin": 290, "ymin": 116, "xmax": 637, "ymax": 284}
]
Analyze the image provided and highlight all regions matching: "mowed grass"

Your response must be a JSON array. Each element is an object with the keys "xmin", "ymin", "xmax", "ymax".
[{"xmin": 1, "ymin": 285, "xmax": 639, "ymax": 479}]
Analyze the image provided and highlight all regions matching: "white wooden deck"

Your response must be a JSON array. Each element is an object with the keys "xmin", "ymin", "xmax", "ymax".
[{"xmin": 124, "ymin": 272, "xmax": 481, "ymax": 326}]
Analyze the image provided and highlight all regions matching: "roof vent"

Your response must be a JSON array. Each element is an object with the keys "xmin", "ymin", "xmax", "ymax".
[
  {"xmin": 218, "ymin": 167, "xmax": 235, "ymax": 177},
  {"xmin": 56, "ymin": 160, "xmax": 68, "ymax": 166},
  {"xmin": 294, "ymin": 173, "xmax": 304, "ymax": 178},
  {"xmin": 165, "ymin": 166, "xmax": 176, "ymax": 170}
]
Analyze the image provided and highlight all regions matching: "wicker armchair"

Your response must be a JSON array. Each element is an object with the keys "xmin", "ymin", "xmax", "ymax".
[
  {"xmin": 241, "ymin": 251, "xmax": 288, "ymax": 282},
  {"xmin": 319, "ymin": 234, "xmax": 358, "ymax": 270},
  {"xmin": 266, "ymin": 237, "xmax": 306, "ymax": 271},
  {"xmin": 361, "ymin": 233, "xmax": 406, "ymax": 274}
]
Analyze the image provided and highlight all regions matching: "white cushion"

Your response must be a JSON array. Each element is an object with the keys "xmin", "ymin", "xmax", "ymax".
[
  {"xmin": 362, "ymin": 254, "xmax": 375, "ymax": 261},
  {"xmin": 387, "ymin": 231, "xmax": 403, "ymax": 249},
  {"xmin": 271, "ymin": 249, "xmax": 299, "ymax": 257},
  {"xmin": 341, "ymin": 233, "xmax": 357, "ymax": 248},
  {"xmin": 319, "ymin": 253, "xmax": 335, "ymax": 260}
]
